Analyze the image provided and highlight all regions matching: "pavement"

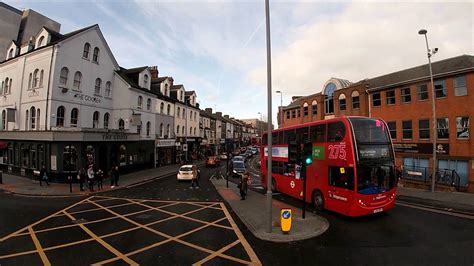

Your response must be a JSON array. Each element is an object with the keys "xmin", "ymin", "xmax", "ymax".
[
  {"xmin": 210, "ymin": 177, "xmax": 329, "ymax": 243},
  {"xmin": 0, "ymin": 161, "xmax": 204, "ymax": 197}
]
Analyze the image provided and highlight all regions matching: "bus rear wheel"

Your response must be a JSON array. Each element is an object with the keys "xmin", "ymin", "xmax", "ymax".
[
  {"xmin": 271, "ymin": 178, "xmax": 277, "ymax": 192},
  {"xmin": 312, "ymin": 190, "xmax": 324, "ymax": 211}
]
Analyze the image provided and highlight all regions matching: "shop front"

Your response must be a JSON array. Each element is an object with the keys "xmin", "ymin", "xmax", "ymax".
[{"xmin": 155, "ymin": 139, "xmax": 177, "ymax": 167}]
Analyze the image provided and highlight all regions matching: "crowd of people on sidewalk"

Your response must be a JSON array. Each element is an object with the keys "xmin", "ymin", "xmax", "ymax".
[{"xmin": 36, "ymin": 164, "xmax": 120, "ymax": 192}]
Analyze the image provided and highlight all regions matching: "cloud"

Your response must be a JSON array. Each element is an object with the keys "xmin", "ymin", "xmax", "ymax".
[{"xmin": 248, "ymin": 1, "xmax": 473, "ymax": 98}]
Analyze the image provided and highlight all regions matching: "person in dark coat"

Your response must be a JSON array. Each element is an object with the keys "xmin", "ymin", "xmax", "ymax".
[
  {"xmin": 39, "ymin": 164, "xmax": 49, "ymax": 186},
  {"xmin": 96, "ymin": 168, "xmax": 104, "ymax": 191},
  {"xmin": 87, "ymin": 164, "xmax": 95, "ymax": 192},
  {"xmin": 78, "ymin": 167, "xmax": 86, "ymax": 191},
  {"xmin": 111, "ymin": 165, "xmax": 119, "ymax": 188},
  {"xmin": 239, "ymin": 171, "xmax": 250, "ymax": 200}
]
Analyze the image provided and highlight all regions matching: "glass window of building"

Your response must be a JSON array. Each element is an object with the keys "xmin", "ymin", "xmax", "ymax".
[
  {"xmin": 39, "ymin": 70, "xmax": 44, "ymax": 87},
  {"xmin": 303, "ymin": 103, "xmax": 309, "ymax": 116},
  {"xmin": 387, "ymin": 121, "xmax": 396, "ymax": 139},
  {"xmin": 437, "ymin": 118, "xmax": 449, "ymax": 139},
  {"xmin": 137, "ymin": 121, "xmax": 142, "ymax": 135},
  {"xmin": 93, "ymin": 47, "xmax": 100, "ymax": 63},
  {"xmin": 146, "ymin": 122, "xmax": 151, "ymax": 137},
  {"xmin": 338, "ymin": 94, "xmax": 346, "ymax": 111},
  {"xmin": 454, "ymin": 76, "xmax": 467, "ymax": 96},
  {"xmin": 291, "ymin": 110, "xmax": 295, "ymax": 118},
  {"xmin": 93, "ymin": 111, "xmax": 99, "ymax": 128},
  {"xmin": 372, "ymin": 92, "xmax": 381, "ymax": 107},
  {"xmin": 402, "ymin": 120, "xmax": 412, "ymax": 139},
  {"xmin": 1, "ymin": 110, "xmax": 5, "ymax": 130},
  {"xmin": 160, "ymin": 123, "xmax": 163, "ymax": 137},
  {"xmin": 166, "ymin": 124, "xmax": 170, "ymax": 138},
  {"xmin": 83, "ymin": 43, "xmax": 90, "ymax": 58},
  {"xmin": 119, "ymin": 145, "xmax": 126, "ymax": 165},
  {"xmin": 434, "ymin": 80, "xmax": 447, "ymax": 98},
  {"xmin": 456, "ymin": 116, "xmax": 469, "ymax": 139},
  {"xmin": 73, "ymin": 71, "xmax": 82, "ymax": 90},
  {"xmin": 147, "ymin": 98, "xmax": 151, "ymax": 111},
  {"xmin": 21, "ymin": 144, "xmax": 29, "ymax": 168},
  {"xmin": 137, "ymin": 96, "xmax": 142, "ymax": 109},
  {"xmin": 177, "ymin": 107, "xmax": 180, "ymax": 118},
  {"xmin": 33, "ymin": 69, "xmax": 39, "ymax": 88},
  {"xmin": 70, "ymin": 108, "xmax": 78, "ymax": 127},
  {"xmin": 167, "ymin": 104, "xmax": 171, "ymax": 115},
  {"xmin": 119, "ymin": 119, "xmax": 125, "ymax": 130},
  {"xmin": 418, "ymin": 119, "xmax": 430, "ymax": 139},
  {"xmin": 417, "ymin": 84, "xmax": 428, "ymax": 100},
  {"xmin": 144, "ymin": 74, "xmax": 149, "ymax": 88},
  {"xmin": 324, "ymin": 83, "xmax": 336, "ymax": 114},
  {"xmin": 401, "ymin": 87, "xmax": 411, "ymax": 103},
  {"xmin": 104, "ymin": 113, "xmax": 109, "ymax": 129},
  {"xmin": 105, "ymin": 81, "xmax": 111, "ymax": 97},
  {"xmin": 351, "ymin": 91, "xmax": 359, "ymax": 109},
  {"xmin": 438, "ymin": 159, "xmax": 469, "ymax": 187},
  {"xmin": 286, "ymin": 111, "xmax": 290, "ymax": 119},
  {"xmin": 63, "ymin": 145, "xmax": 77, "ymax": 171},
  {"xmin": 312, "ymin": 100, "xmax": 318, "ymax": 115},
  {"xmin": 297, "ymin": 109, "xmax": 301, "ymax": 117},
  {"xmin": 59, "ymin": 67, "xmax": 68, "ymax": 86},
  {"xmin": 30, "ymin": 145, "xmax": 37, "ymax": 169},
  {"xmin": 25, "ymin": 110, "xmax": 29, "ymax": 130},
  {"xmin": 30, "ymin": 107, "xmax": 36, "ymax": 129},
  {"xmin": 386, "ymin": 90, "xmax": 395, "ymax": 105},
  {"xmin": 160, "ymin": 102, "xmax": 164, "ymax": 113},
  {"xmin": 86, "ymin": 145, "xmax": 95, "ymax": 165},
  {"xmin": 56, "ymin": 106, "xmax": 65, "ymax": 127},
  {"xmin": 176, "ymin": 125, "xmax": 180, "ymax": 135},
  {"xmin": 95, "ymin": 78, "xmax": 101, "ymax": 94}
]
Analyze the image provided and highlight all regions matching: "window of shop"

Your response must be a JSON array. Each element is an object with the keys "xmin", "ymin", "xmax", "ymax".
[
  {"xmin": 434, "ymin": 80, "xmax": 446, "ymax": 98},
  {"xmin": 119, "ymin": 145, "xmax": 127, "ymax": 166},
  {"xmin": 38, "ymin": 145, "xmax": 44, "ymax": 168},
  {"xmin": 56, "ymin": 106, "xmax": 65, "ymax": 127},
  {"xmin": 2, "ymin": 110, "xmax": 5, "ymax": 130},
  {"xmin": 372, "ymin": 92, "xmax": 381, "ymax": 107},
  {"xmin": 93, "ymin": 111, "xmax": 99, "ymax": 128},
  {"xmin": 21, "ymin": 144, "xmax": 29, "ymax": 168},
  {"xmin": 456, "ymin": 116, "xmax": 469, "ymax": 139},
  {"xmin": 386, "ymin": 90, "xmax": 395, "ymax": 105},
  {"xmin": 338, "ymin": 94, "xmax": 346, "ymax": 111},
  {"xmin": 104, "ymin": 113, "xmax": 109, "ymax": 129},
  {"xmin": 418, "ymin": 119, "xmax": 430, "ymax": 139},
  {"xmin": 63, "ymin": 145, "xmax": 77, "ymax": 171},
  {"xmin": 403, "ymin": 157, "xmax": 429, "ymax": 181},
  {"xmin": 454, "ymin": 76, "xmax": 467, "ymax": 96},
  {"xmin": 417, "ymin": 84, "xmax": 428, "ymax": 100},
  {"xmin": 437, "ymin": 118, "xmax": 449, "ymax": 139},
  {"xmin": 15, "ymin": 143, "xmax": 20, "ymax": 166},
  {"xmin": 8, "ymin": 144, "xmax": 13, "ymax": 165},
  {"xmin": 402, "ymin": 120, "xmax": 412, "ymax": 139},
  {"xmin": 401, "ymin": 87, "xmax": 411, "ymax": 103},
  {"xmin": 30, "ymin": 145, "xmax": 37, "ymax": 169},
  {"xmin": 71, "ymin": 108, "xmax": 78, "ymax": 127},
  {"xmin": 351, "ymin": 91, "xmax": 359, "ymax": 109},
  {"xmin": 86, "ymin": 145, "xmax": 95, "ymax": 165},
  {"xmin": 438, "ymin": 159, "xmax": 469, "ymax": 187},
  {"xmin": 387, "ymin": 121, "xmax": 396, "ymax": 139}
]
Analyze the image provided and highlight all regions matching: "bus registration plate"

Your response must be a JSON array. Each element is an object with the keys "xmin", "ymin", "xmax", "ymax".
[{"xmin": 373, "ymin": 208, "xmax": 383, "ymax": 213}]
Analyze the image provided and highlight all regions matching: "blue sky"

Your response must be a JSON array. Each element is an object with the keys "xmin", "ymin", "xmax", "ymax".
[{"xmin": 7, "ymin": 1, "xmax": 473, "ymax": 126}]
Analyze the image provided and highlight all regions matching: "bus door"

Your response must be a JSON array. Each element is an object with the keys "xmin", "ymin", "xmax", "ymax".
[{"xmin": 326, "ymin": 166, "xmax": 355, "ymax": 212}]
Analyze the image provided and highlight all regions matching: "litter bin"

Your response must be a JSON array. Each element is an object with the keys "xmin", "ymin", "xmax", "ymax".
[{"xmin": 280, "ymin": 208, "xmax": 292, "ymax": 234}]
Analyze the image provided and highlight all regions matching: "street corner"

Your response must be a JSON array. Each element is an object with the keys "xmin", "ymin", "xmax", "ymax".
[{"xmin": 0, "ymin": 195, "xmax": 262, "ymax": 265}]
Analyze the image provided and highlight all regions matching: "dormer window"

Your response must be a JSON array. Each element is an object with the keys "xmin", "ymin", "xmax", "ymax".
[
  {"xmin": 38, "ymin": 36, "xmax": 45, "ymax": 47},
  {"xmin": 83, "ymin": 43, "xmax": 90, "ymax": 58},
  {"xmin": 144, "ymin": 74, "xmax": 149, "ymax": 88},
  {"xmin": 92, "ymin": 47, "xmax": 99, "ymax": 63}
]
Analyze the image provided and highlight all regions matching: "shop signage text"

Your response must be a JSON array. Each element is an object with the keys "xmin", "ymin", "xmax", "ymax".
[
  {"xmin": 102, "ymin": 133, "xmax": 128, "ymax": 140},
  {"xmin": 74, "ymin": 93, "xmax": 101, "ymax": 104},
  {"xmin": 156, "ymin": 139, "xmax": 176, "ymax": 147}
]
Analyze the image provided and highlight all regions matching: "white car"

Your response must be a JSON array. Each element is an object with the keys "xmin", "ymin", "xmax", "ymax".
[{"xmin": 177, "ymin": 165, "xmax": 199, "ymax": 181}]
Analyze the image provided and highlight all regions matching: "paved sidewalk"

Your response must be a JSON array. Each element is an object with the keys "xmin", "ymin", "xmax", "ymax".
[
  {"xmin": 210, "ymin": 177, "xmax": 329, "ymax": 243},
  {"xmin": 0, "ymin": 161, "xmax": 204, "ymax": 197},
  {"xmin": 397, "ymin": 185, "xmax": 474, "ymax": 213}
]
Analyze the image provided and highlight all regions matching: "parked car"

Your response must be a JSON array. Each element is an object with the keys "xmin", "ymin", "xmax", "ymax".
[
  {"xmin": 232, "ymin": 161, "xmax": 246, "ymax": 177},
  {"xmin": 232, "ymin": 156, "xmax": 245, "ymax": 163},
  {"xmin": 206, "ymin": 156, "xmax": 220, "ymax": 167},
  {"xmin": 245, "ymin": 150, "xmax": 253, "ymax": 158},
  {"xmin": 219, "ymin": 153, "xmax": 228, "ymax": 160},
  {"xmin": 232, "ymin": 150, "xmax": 240, "ymax": 156},
  {"xmin": 177, "ymin": 165, "xmax": 200, "ymax": 181}
]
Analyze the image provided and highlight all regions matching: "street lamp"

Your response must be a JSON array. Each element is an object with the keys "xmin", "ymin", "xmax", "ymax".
[
  {"xmin": 276, "ymin": 90, "xmax": 283, "ymax": 129},
  {"xmin": 418, "ymin": 29, "xmax": 438, "ymax": 193}
]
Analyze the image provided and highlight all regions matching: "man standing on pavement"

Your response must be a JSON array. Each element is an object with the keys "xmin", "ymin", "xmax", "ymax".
[
  {"xmin": 87, "ymin": 164, "xmax": 95, "ymax": 192},
  {"xmin": 239, "ymin": 171, "xmax": 250, "ymax": 200},
  {"xmin": 39, "ymin": 164, "xmax": 49, "ymax": 186},
  {"xmin": 190, "ymin": 165, "xmax": 200, "ymax": 189}
]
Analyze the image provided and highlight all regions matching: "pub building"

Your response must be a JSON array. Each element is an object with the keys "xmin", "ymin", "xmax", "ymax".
[{"xmin": 0, "ymin": 22, "xmax": 161, "ymax": 180}]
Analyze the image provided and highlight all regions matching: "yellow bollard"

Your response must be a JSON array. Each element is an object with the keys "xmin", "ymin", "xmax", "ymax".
[{"xmin": 280, "ymin": 208, "xmax": 292, "ymax": 234}]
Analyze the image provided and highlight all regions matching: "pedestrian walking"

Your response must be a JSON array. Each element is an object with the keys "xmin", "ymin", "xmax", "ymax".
[
  {"xmin": 96, "ymin": 168, "xmax": 104, "ymax": 191},
  {"xmin": 39, "ymin": 164, "xmax": 49, "ymax": 186},
  {"xmin": 77, "ymin": 167, "xmax": 86, "ymax": 191},
  {"xmin": 190, "ymin": 165, "xmax": 200, "ymax": 189},
  {"xmin": 87, "ymin": 164, "xmax": 95, "ymax": 192},
  {"xmin": 239, "ymin": 171, "xmax": 250, "ymax": 200},
  {"xmin": 110, "ymin": 165, "xmax": 119, "ymax": 188}
]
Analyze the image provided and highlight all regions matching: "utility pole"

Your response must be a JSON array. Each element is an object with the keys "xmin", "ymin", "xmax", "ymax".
[{"xmin": 265, "ymin": 0, "xmax": 273, "ymax": 234}]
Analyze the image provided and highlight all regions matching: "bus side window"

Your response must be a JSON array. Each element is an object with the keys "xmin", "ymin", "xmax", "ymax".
[
  {"xmin": 310, "ymin": 124, "xmax": 326, "ymax": 143},
  {"xmin": 328, "ymin": 122, "xmax": 346, "ymax": 142},
  {"xmin": 329, "ymin": 167, "xmax": 354, "ymax": 190},
  {"xmin": 262, "ymin": 134, "xmax": 267, "ymax": 144},
  {"xmin": 286, "ymin": 129, "xmax": 296, "ymax": 144},
  {"xmin": 272, "ymin": 132, "xmax": 278, "ymax": 145}
]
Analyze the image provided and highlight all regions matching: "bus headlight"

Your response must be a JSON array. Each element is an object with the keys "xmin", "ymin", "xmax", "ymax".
[
  {"xmin": 358, "ymin": 199, "xmax": 367, "ymax": 206},
  {"xmin": 233, "ymin": 170, "xmax": 237, "ymax": 174}
]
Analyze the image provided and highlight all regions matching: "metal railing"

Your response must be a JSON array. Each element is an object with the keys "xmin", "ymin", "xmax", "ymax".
[{"xmin": 401, "ymin": 165, "xmax": 461, "ymax": 191}]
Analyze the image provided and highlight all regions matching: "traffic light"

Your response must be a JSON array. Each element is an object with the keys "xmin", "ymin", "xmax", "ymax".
[
  {"xmin": 288, "ymin": 140, "xmax": 301, "ymax": 164},
  {"xmin": 303, "ymin": 141, "xmax": 313, "ymax": 166}
]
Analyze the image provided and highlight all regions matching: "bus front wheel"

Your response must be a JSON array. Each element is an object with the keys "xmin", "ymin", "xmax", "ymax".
[{"xmin": 312, "ymin": 190, "xmax": 324, "ymax": 211}]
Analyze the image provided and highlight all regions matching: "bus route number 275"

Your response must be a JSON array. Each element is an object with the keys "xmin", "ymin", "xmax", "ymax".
[{"xmin": 328, "ymin": 143, "xmax": 346, "ymax": 160}]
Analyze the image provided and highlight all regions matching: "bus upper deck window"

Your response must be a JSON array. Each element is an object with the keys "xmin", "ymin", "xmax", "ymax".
[{"xmin": 328, "ymin": 122, "xmax": 346, "ymax": 142}]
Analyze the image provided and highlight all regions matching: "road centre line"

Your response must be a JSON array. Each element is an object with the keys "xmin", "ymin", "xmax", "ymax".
[
  {"xmin": 62, "ymin": 211, "xmax": 139, "ymax": 265},
  {"xmin": 396, "ymin": 201, "xmax": 474, "ymax": 220}
]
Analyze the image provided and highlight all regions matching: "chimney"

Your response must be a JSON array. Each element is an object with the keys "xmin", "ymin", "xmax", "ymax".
[
  {"xmin": 224, "ymin": 115, "xmax": 229, "ymax": 119},
  {"xmin": 150, "ymin": 66, "xmax": 159, "ymax": 79},
  {"xmin": 205, "ymin": 108, "xmax": 212, "ymax": 114},
  {"xmin": 215, "ymin": 112, "xmax": 222, "ymax": 117}
]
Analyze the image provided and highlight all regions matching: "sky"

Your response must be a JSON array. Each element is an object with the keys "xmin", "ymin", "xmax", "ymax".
[{"xmin": 6, "ymin": 0, "xmax": 473, "ymax": 127}]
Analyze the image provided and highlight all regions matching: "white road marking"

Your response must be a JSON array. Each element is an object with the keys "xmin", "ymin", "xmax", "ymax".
[{"xmin": 396, "ymin": 201, "xmax": 474, "ymax": 220}]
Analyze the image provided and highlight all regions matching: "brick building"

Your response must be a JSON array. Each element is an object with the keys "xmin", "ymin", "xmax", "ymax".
[{"xmin": 278, "ymin": 55, "xmax": 474, "ymax": 193}]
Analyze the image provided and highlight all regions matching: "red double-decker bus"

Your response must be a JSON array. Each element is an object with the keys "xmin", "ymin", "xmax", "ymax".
[{"xmin": 260, "ymin": 116, "xmax": 397, "ymax": 217}]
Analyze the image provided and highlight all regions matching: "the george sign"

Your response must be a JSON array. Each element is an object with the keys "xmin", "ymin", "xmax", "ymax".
[
  {"xmin": 102, "ymin": 133, "xmax": 128, "ymax": 141},
  {"xmin": 73, "ymin": 92, "xmax": 101, "ymax": 104}
]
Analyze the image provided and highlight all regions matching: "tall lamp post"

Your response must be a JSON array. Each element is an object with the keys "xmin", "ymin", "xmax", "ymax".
[
  {"xmin": 276, "ymin": 90, "xmax": 283, "ymax": 128},
  {"xmin": 418, "ymin": 29, "xmax": 438, "ymax": 193}
]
